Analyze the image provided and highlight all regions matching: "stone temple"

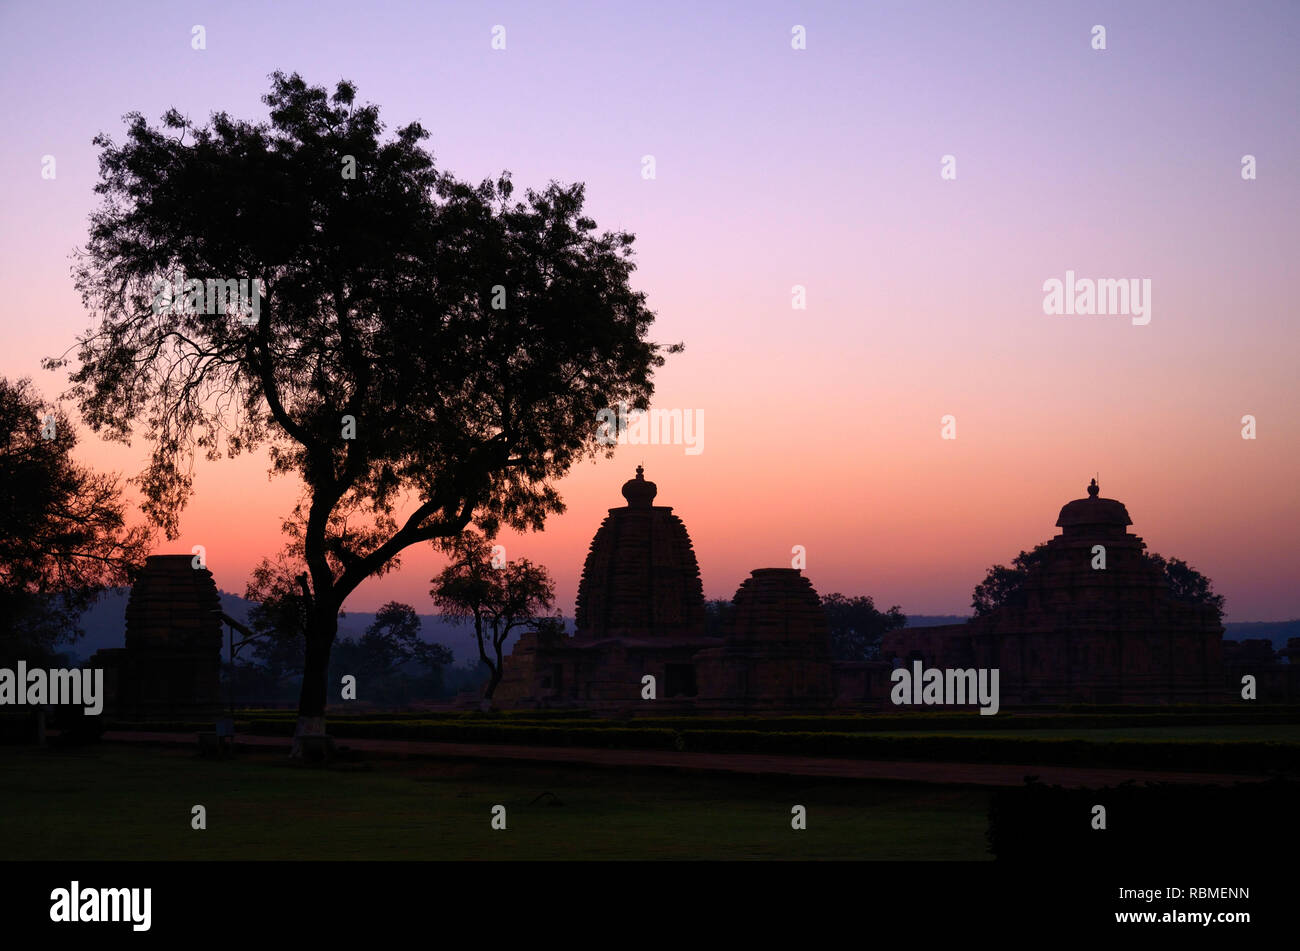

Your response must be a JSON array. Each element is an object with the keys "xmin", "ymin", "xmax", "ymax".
[
  {"xmin": 882, "ymin": 480, "xmax": 1226, "ymax": 704},
  {"xmin": 499, "ymin": 473, "xmax": 1233, "ymax": 712},
  {"xmin": 91, "ymin": 554, "xmax": 223, "ymax": 717},
  {"xmin": 495, "ymin": 467, "xmax": 838, "ymax": 712}
]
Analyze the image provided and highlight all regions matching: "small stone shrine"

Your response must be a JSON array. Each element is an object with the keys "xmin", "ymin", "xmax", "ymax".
[{"xmin": 91, "ymin": 554, "xmax": 223, "ymax": 717}]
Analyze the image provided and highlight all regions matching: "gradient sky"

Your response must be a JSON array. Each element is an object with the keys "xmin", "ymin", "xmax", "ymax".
[{"xmin": 1, "ymin": 0, "xmax": 1296, "ymax": 621}]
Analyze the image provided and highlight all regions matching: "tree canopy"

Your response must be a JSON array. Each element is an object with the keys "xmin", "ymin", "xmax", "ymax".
[
  {"xmin": 47, "ymin": 72, "xmax": 677, "ymax": 732},
  {"xmin": 0, "ymin": 376, "xmax": 150, "ymax": 663},
  {"xmin": 1142, "ymin": 552, "xmax": 1226, "ymax": 616},
  {"xmin": 357, "ymin": 601, "xmax": 452, "ymax": 674},
  {"xmin": 972, "ymin": 541, "xmax": 1224, "ymax": 619},
  {"xmin": 431, "ymin": 532, "xmax": 556, "ymax": 699},
  {"xmin": 327, "ymin": 602, "xmax": 454, "ymax": 706},
  {"xmin": 971, "ymin": 544, "xmax": 1052, "ymax": 617},
  {"xmin": 821, "ymin": 592, "xmax": 907, "ymax": 661}
]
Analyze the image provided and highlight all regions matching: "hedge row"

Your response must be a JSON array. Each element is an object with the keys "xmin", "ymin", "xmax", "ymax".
[
  {"xmin": 669, "ymin": 730, "xmax": 1298, "ymax": 773},
  {"xmin": 555, "ymin": 712, "xmax": 1300, "ymax": 732},
  {"xmin": 241, "ymin": 718, "xmax": 678, "ymax": 750},
  {"xmin": 231, "ymin": 708, "xmax": 597, "ymax": 720},
  {"xmin": 90, "ymin": 714, "xmax": 1299, "ymax": 772},
  {"xmin": 234, "ymin": 704, "xmax": 1299, "ymax": 718},
  {"xmin": 232, "ymin": 718, "xmax": 1297, "ymax": 772},
  {"xmin": 105, "ymin": 709, "xmax": 1300, "ymax": 735},
  {"xmin": 175, "ymin": 711, "xmax": 1300, "ymax": 732}
]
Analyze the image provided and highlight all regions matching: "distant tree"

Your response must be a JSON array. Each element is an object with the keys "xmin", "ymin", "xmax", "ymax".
[
  {"xmin": 702, "ymin": 598, "xmax": 733, "ymax": 638},
  {"xmin": 1142, "ymin": 553, "xmax": 1225, "ymax": 619},
  {"xmin": 360, "ymin": 602, "xmax": 422, "ymax": 671},
  {"xmin": 0, "ymin": 377, "xmax": 151, "ymax": 664},
  {"xmin": 972, "ymin": 542, "xmax": 1224, "ymax": 620},
  {"xmin": 48, "ymin": 72, "xmax": 677, "ymax": 746},
  {"xmin": 442, "ymin": 659, "xmax": 495, "ymax": 696},
  {"xmin": 360, "ymin": 601, "xmax": 453, "ymax": 677},
  {"xmin": 529, "ymin": 610, "xmax": 569, "ymax": 645},
  {"xmin": 971, "ymin": 544, "xmax": 1051, "ymax": 617},
  {"xmin": 243, "ymin": 555, "xmax": 309, "ymax": 688},
  {"xmin": 430, "ymin": 533, "xmax": 555, "ymax": 699},
  {"xmin": 821, "ymin": 593, "xmax": 907, "ymax": 661}
]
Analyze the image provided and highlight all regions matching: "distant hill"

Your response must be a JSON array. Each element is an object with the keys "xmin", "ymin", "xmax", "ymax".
[
  {"xmin": 1222, "ymin": 620, "xmax": 1300, "ymax": 650},
  {"xmin": 902, "ymin": 615, "xmax": 1300, "ymax": 650},
  {"xmin": 65, "ymin": 588, "xmax": 531, "ymax": 665},
  {"xmin": 60, "ymin": 593, "xmax": 1300, "ymax": 660},
  {"xmin": 904, "ymin": 615, "xmax": 969, "ymax": 628}
]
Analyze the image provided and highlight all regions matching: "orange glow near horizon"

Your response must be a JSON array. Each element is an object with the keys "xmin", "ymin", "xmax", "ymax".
[{"xmin": 68, "ymin": 383, "xmax": 1299, "ymax": 623}]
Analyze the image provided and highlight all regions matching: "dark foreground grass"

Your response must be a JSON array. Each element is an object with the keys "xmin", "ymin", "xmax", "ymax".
[{"xmin": 0, "ymin": 745, "xmax": 992, "ymax": 860}]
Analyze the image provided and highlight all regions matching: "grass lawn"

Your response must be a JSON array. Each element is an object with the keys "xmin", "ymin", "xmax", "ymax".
[{"xmin": 0, "ymin": 745, "xmax": 993, "ymax": 861}]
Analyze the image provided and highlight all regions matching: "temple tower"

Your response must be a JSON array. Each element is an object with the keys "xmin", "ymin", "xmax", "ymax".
[
  {"xmin": 92, "ymin": 554, "xmax": 223, "ymax": 717},
  {"xmin": 965, "ymin": 480, "xmax": 1225, "ymax": 704},
  {"xmin": 573, "ymin": 466, "xmax": 707, "ymax": 640},
  {"xmin": 695, "ymin": 568, "xmax": 835, "ymax": 711}
]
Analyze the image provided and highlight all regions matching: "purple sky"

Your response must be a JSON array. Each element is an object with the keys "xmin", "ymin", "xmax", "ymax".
[{"xmin": 2, "ymin": 1, "xmax": 1296, "ymax": 620}]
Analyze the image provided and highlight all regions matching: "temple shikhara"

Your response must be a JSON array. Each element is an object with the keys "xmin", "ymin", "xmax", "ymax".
[
  {"xmin": 91, "ymin": 555, "xmax": 223, "ymax": 718},
  {"xmin": 883, "ymin": 480, "xmax": 1227, "ymax": 705},
  {"xmin": 495, "ymin": 467, "xmax": 840, "ymax": 711},
  {"xmin": 497, "ymin": 472, "xmax": 1240, "ymax": 711}
]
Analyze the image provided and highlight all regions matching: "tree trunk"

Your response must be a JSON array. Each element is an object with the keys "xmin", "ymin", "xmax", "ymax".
[
  {"xmin": 292, "ymin": 610, "xmax": 338, "ymax": 757},
  {"xmin": 481, "ymin": 625, "xmax": 506, "ymax": 701},
  {"xmin": 475, "ymin": 614, "xmax": 500, "ymax": 703},
  {"xmin": 484, "ymin": 666, "xmax": 502, "ymax": 700}
]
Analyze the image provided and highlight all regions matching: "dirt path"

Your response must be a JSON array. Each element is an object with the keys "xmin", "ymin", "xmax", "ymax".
[{"xmin": 97, "ymin": 730, "xmax": 1263, "ymax": 788}]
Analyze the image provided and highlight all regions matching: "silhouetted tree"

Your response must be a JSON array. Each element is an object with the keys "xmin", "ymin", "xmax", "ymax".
[
  {"xmin": 328, "ymin": 602, "xmax": 453, "ymax": 705},
  {"xmin": 431, "ymin": 533, "xmax": 555, "ymax": 700},
  {"xmin": 972, "ymin": 542, "xmax": 1224, "ymax": 619},
  {"xmin": 1142, "ymin": 552, "xmax": 1225, "ymax": 619},
  {"xmin": 361, "ymin": 601, "xmax": 452, "ymax": 675},
  {"xmin": 243, "ymin": 554, "xmax": 309, "ymax": 689},
  {"xmin": 0, "ymin": 377, "xmax": 150, "ymax": 664},
  {"xmin": 48, "ymin": 72, "xmax": 676, "ymax": 748},
  {"xmin": 703, "ymin": 598, "xmax": 733, "ymax": 638},
  {"xmin": 972, "ymin": 544, "xmax": 1051, "ymax": 617},
  {"xmin": 821, "ymin": 592, "xmax": 906, "ymax": 661},
  {"xmin": 530, "ymin": 610, "xmax": 568, "ymax": 645},
  {"xmin": 361, "ymin": 602, "xmax": 420, "ymax": 670}
]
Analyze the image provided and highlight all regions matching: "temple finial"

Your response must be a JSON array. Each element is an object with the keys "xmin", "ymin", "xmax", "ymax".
[
  {"xmin": 1087, "ymin": 477, "xmax": 1099, "ymax": 498},
  {"xmin": 622, "ymin": 466, "xmax": 656, "ymax": 507}
]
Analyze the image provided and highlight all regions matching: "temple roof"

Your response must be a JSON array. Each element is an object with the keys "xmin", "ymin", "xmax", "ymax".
[
  {"xmin": 1055, "ymin": 478, "xmax": 1133, "ymax": 533},
  {"xmin": 574, "ymin": 468, "xmax": 707, "ymax": 639},
  {"xmin": 726, "ymin": 569, "xmax": 829, "ymax": 650}
]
